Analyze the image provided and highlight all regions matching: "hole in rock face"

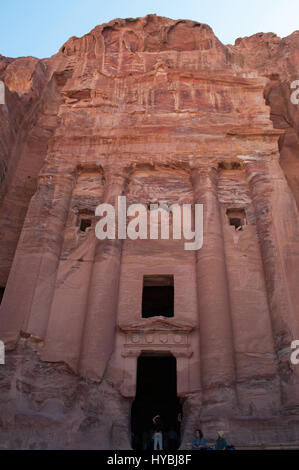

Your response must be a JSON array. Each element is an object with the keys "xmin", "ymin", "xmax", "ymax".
[
  {"xmin": 78, "ymin": 209, "xmax": 94, "ymax": 233},
  {"xmin": 0, "ymin": 286, "xmax": 5, "ymax": 304},
  {"xmin": 218, "ymin": 161, "xmax": 242, "ymax": 171},
  {"xmin": 227, "ymin": 208, "xmax": 247, "ymax": 231},
  {"xmin": 231, "ymin": 161, "xmax": 241, "ymax": 170},
  {"xmin": 80, "ymin": 218, "xmax": 92, "ymax": 233},
  {"xmin": 229, "ymin": 217, "xmax": 243, "ymax": 230},
  {"xmin": 131, "ymin": 354, "xmax": 182, "ymax": 451},
  {"xmin": 142, "ymin": 275, "xmax": 174, "ymax": 318}
]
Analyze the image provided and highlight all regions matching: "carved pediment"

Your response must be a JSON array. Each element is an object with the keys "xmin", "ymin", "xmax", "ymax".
[{"xmin": 118, "ymin": 318, "xmax": 195, "ymax": 334}]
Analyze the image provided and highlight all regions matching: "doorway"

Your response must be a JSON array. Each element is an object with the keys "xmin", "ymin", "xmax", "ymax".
[{"xmin": 131, "ymin": 354, "xmax": 182, "ymax": 450}]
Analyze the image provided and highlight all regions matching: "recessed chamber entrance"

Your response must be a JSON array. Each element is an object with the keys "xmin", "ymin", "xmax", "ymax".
[{"xmin": 131, "ymin": 354, "xmax": 182, "ymax": 451}]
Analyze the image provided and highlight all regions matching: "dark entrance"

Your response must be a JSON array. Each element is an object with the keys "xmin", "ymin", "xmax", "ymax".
[
  {"xmin": 0, "ymin": 286, "xmax": 5, "ymax": 304},
  {"xmin": 131, "ymin": 354, "xmax": 182, "ymax": 450}
]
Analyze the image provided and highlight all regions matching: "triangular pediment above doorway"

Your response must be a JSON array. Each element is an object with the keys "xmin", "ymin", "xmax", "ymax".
[{"xmin": 118, "ymin": 318, "xmax": 195, "ymax": 334}]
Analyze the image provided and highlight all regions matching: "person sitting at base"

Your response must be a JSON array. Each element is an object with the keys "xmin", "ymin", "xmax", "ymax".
[
  {"xmin": 192, "ymin": 429, "xmax": 207, "ymax": 450},
  {"xmin": 215, "ymin": 431, "xmax": 227, "ymax": 450}
]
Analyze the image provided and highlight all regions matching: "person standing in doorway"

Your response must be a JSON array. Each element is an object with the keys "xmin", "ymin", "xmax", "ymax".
[
  {"xmin": 152, "ymin": 414, "xmax": 163, "ymax": 450},
  {"xmin": 153, "ymin": 428, "xmax": 163, "ymax": 450},
  {"xmin": 153, "ymin": 414, "xmax": 162, "ymax": 428}
]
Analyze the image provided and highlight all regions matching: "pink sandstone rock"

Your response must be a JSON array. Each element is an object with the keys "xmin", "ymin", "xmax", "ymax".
[{"xmin": 0, "ymin": 15, "xmax": 299, "ymax": 449}]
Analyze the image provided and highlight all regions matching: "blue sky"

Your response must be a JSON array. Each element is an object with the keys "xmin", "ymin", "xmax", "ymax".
[{"xmin": 1, "ymin": 0, "xmax": 299, "ymax": 58}]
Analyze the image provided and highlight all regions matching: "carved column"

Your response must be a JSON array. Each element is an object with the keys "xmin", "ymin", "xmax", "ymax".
[
  {"xmin": 79, "ymin": 167, "xmax": 130, "ymax": 380},
  {"xmin": 245, "ymin": 156, "xmax": 299, "ymax": 406},
  {"xmin": 191, "ymin": 164, "xmax": 237, "ymax": 411},
  {"xmin": 42, "ymin": 202, "xmax": 98, "ymax": 372},
  {"xmin": 0, "ymin": 165, "xmax": 76, "ymax": 345},
  {"xmin": 120, "ymin": 351, "xmax": 139, "ymax": 398}
]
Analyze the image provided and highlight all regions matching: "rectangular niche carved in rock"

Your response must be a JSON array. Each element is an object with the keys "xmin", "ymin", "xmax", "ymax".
[
  {"xmin": 226, "ymin": 208, "xmax": 247, "ymax": 231},
  {"xmin": 0, "ymin": 286, "xmax": 5, "ymax": 304},
  {"xmin": 142, "ymin": 275, "xmax": 174, "ymax": 318},
  {"xmin": 78, "ymin": 209, "xmax": 93, "ymax": 233},
  {"xmin": 80, "ymin": 218, "xmax": 92, "ymax": 233}
]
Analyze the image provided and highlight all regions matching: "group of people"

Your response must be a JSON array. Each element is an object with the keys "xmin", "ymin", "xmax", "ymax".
[
  {"xmin": 136, "ymin": 412, "xmax": 234, "ymax": 451},
  {"xmin": 192, "ymin": 429, "xmax": 235, "ymax": 451}
]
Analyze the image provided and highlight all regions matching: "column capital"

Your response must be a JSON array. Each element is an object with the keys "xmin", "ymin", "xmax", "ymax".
[
  {"xmin": 244, "ymin": 158, "xmax": 266, "ymax": 179},
  {"xmin": 189, "ymin": 158, "xmax": 218, "ymax": 170},
  {"xmin": 243, "ymin": 157, "xmax": 267, "ymax": 169},
  {"xmin": 244, "ymin": 159, "xmax": 273, "ymax": 198},
  {"xmin": 190, "ymin": 164, "xmax": 219, "ymax": 196},
  {"xmin": 102, "ymin": 165, "xmax": 131, "ymax": 195}
]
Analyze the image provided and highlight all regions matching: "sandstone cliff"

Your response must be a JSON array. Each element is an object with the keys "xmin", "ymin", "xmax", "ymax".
[{"xmin": 0, "ymin": 15, "xmax": 299, "ymax": 450}]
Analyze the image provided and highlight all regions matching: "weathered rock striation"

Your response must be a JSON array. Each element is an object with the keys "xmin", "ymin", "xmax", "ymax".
[{"xmin": 0, "ymin": 15, "xmax": 299, "ymax": 449}]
